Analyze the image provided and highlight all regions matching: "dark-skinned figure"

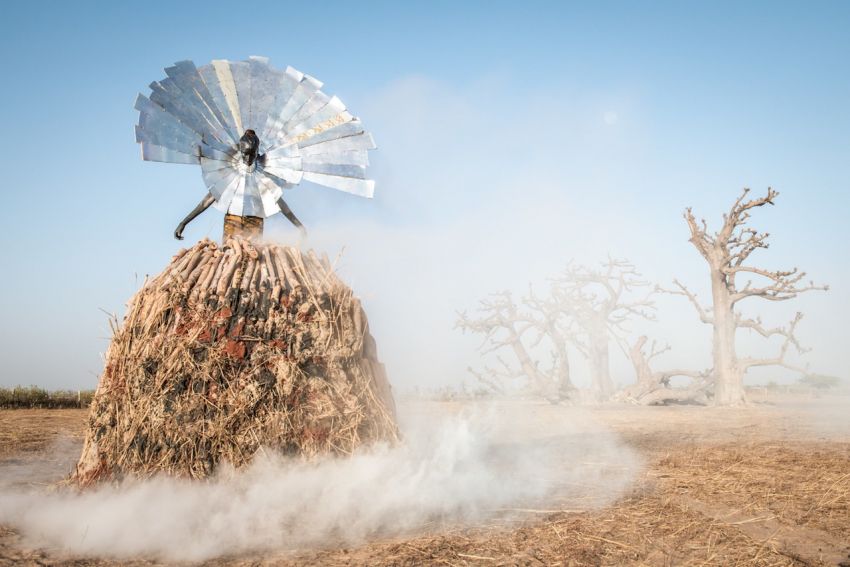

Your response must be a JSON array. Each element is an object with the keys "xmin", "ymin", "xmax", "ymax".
[{"xmin": 135, "ymin": 56, "xmax": 377, "ymax": 243}]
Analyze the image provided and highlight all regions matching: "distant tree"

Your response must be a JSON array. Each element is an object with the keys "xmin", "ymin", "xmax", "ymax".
[
  {"xmin": 798, "ymin": 374, "xmax": 841, "ymax": 390},
  {"xmin": 456, "ymin": 258, "xmax": 654, "ymax": 402},
  {"xmin": 456, "ymin": 291, "xmax": 576, "ymax": 400},
  {"xmin": 546, "ymin": 259, "xmax": 655, "ymax": 400}
]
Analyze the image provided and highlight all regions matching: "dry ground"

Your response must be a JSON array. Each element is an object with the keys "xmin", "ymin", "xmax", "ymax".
[{"xmin": 0, "ymin": 398, "xmax": 848, "ymax": 566}]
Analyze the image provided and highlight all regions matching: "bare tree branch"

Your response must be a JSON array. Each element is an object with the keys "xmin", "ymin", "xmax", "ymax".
[
  {"xmin": 659, "ymin": 280, "xmax": 714, "ymax": 324},
  {"xmin": 673, "ymin": 187, "xmax": 828, "ymax": 405}
]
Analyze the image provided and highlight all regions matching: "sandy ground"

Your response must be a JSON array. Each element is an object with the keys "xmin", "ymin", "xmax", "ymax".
[{"xmin": 0, "ymin": 397, "xmax": 848, "ymax": 566}]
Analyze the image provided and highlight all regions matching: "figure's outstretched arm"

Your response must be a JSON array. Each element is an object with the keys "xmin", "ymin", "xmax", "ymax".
[
  {"xmin": 277, "ymin": 197, "xmax": 307, "ymax": 236},
  {"xmin": 175, "ymin": 192, "xmax": 216, "ymax": 240}
]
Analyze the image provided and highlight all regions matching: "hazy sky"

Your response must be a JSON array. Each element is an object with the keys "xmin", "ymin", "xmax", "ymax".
[{"xmin": 0, "ymin": 1, "xmax": 847, "ymax": 390}]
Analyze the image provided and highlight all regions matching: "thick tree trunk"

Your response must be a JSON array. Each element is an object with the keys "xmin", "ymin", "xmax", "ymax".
[
  {"xmin": 677, "ymin": 189, "xmax": 827, "ymax": 407},
  {"xmin": 509, "ymin": 333, "xmax": 553, "ymax": 396},
  {"xmin": 628, "ymin": 336, "xmax": 654, "ymax": 386},
  {"xmin": 588, "ymin": 330, "xmax": 614, "ymax": 400},
  {"xmin": 710, "ymin": 271, "xmax": 744, "ymax": 405},
  {"xmin": 617, "ymin": 336, "xmax": 710, "ymax": 405},
  {"xmin": 552, "ymin": 337, "xmax": 576, "ymax": 399}
]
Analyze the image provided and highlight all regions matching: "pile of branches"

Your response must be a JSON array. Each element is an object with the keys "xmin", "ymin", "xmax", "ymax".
[{"xmin": 74, "ymin": 237, "xmax": 398, "ymax": 485}]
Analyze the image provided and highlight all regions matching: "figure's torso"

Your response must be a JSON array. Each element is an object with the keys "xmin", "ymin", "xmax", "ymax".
[{"xmin": 223, "ymin": 214, "xmax": 263, "ymax": 240}]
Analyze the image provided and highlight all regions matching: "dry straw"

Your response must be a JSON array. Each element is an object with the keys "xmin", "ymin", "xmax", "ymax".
[{"xmin": 74, "ymin": 237, "xmax": 398, "ymax": 485}]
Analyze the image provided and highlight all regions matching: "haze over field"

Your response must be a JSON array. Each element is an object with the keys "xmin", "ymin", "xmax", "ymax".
[
  {"xmin": 0, "ymin": 1, "xmax": 847, "ymax": 391},
  {"xmin": 0, "ymin": 404, "xmax": 640, "ymax": 560}
]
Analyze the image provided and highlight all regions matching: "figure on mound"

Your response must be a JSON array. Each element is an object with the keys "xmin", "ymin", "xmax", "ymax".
[{"xmin": 134, "ymin": 56, "xmax": 377, "ymax": 242}]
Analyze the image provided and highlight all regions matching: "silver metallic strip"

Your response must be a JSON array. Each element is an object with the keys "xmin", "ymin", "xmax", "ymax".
[
  {"xmin": 258, "ymin": 66, "xmax": 303, "ymax": 143},
  {"xmin": 197, "ymin": 64, "xmax": 242, "ymax": 141},
  {"xmin": 293, "ymin": 120, "xmax": 366, "ymax": 149},
  {"xmin": 245, "ymin": 56, "xmax": 278, "ymax": 133},
  {"xmin": 148, "ymin": 85, "xmax": 231, "ymax": 152},
  {"xmin": 256, "ymin": 174, "xmax": 284, "ymax": 217},
  {"xmin": 140, "ymin": 143, "xmax": 199, "ymax": 164},
  {"xmin": 241, "ymin": 174, "xmax": 265, "ymax": 217},
  {"xmin": 302, "ymin": 172, "xmax": 375, "ymax": 198},
  {"xmin": 211, "ymin": 173, "xmax": 243, "ymax": 214},
  {"xmin": 302, "ymin": 150, "xmax": 369, "ymax": 167},
  {"xmin": 298, "ymin": 132, "xmax": 377, "ymax": 156},
  {"xmin": 135, "ymin": 96, "xmax": 201, "ymax": 156},
  {"xmin": 161, "ymin": 61, "xmax": 236, "ymax": 147},
  {"xmin": 301, "ymin": 163, "xmax": 367, "ymax": 179},
  {"xmin": 211, "ymin": 60, "xmax": 244, "ymax": 134},
  {"xmin": 263, "ymin": 74, "xmax": 322, "ymax": 145},
  {"xmin": 228, "ymin": 59, "xmax": 252, "ymax": 134}
]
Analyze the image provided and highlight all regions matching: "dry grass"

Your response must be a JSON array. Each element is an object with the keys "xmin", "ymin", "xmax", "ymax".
[
  {"xmin": 2, "ymin": 403, "xmax": 849, "ymax": 566},
  {"xmin": 0, "ymin": 409, "xmax": 86, "ymax": 459},
  {"xmin": 659, "ymin": 442, "xmax": 850, "ymax": 542}
]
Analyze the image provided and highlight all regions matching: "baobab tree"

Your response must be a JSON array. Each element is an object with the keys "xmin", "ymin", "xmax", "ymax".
[
  {"xmin": 456, "ymin": 291, "xmax": 577, "ymax": 400},
  {"xmin": 456, "ymin": 259, "xmax": 654, "ymax": 401},
  {"xmin": 615, "ymin": 336, "xmax": 711, "ymax": 405},
  {"xmin": 670, "ymin": 188, "xmax": 828, "ymax": 405},
  {"xmin": 548, "ymin": 259, "xmax": 655, "ymax": 400}
]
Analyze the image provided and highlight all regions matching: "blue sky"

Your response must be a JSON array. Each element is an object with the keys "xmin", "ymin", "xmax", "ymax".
[{"xmin": 0, "ymin": 1, "xmax": 848, "ymax": 389}]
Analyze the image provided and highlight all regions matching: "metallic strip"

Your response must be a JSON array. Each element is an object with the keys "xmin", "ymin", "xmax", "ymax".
[
  {"xmin": 301, "ymin": 163, "xmax": 367, "ymax": 179},
  {"xmin": 263, "ymin": 144, "xmax": 301, "ymax": 159},
  {"xmin": 228, "ymin": 60, "xmax": 252, "ymax": 134},
  {"xmin": 225, "ymin": 175, "xmax": 246, "ymax": 216},
  {"xmin": 155, "ymin": 66, "xmax": 233, "ymax": 148},
  {"xmin": 240, "ymin": 174, "xmax": 264, "ymax": 217},
  {"xmin": 135, "ymin": 125, "xmax": 198, "ymax": 158},
  {"xmin": 284, "ymin": 90, "xmax": 331, "ymax": 131},
  {"xmin": 148, "ymin": 80, "xmax": 231, "ymax": 152},
  {"xmin": 263, "ymin": 74, "xmax": 322, "ymax": 145},
  {"xmin": 211, "ymin": 172, "xmax": 243, "ymax": 214},
  {"xmin": 261, "ymin": 154, "xmax": 301, "ymax": 169},
  {"xmin": 298, "ymin": 132, "xmax": 377, "ymax": 156},
  {"xmin": 135, "ymin": 96, "xmax": 201, "ymax": 155},
  {"xmin": 212, "ymin": 60, "xmax": 244, "ymax": 134},
  {"xmin": 302, "ymin": 172, "xmax": 375, "ymax": 198},
  {"xmin": 140, "ymin": 143, "xmax": 199, "ymax": 164},
  {"xmin": 197, "ymin": 64, "xmax": 241, "ymax": 141},
  {"xmin": 256, "ymin": 174, "xmax": 284, "ymax": 217},
  {"xmin": 164, "ymin": 60, "xmax": 237, "ymax": 144},
  {"xmin": 302, "ymin": 150, "xmax": 369, "ymax": 167},
  {"xmin": 245, "ymin": 56, "xmax": 278, "ymax": 133},
  {"xmin": 262, "ymin": 163, "xmax": 304, "ymax": 184},
  {"xmin": 258, "ymin": 66, "xmax": 303, "ymax": 143},
  {"xmin": 293, "ymin": 120, "xmax": 366, "ymax": 149}
]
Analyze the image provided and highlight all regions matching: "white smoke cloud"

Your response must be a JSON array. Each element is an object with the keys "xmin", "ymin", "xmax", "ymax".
[{"xmin": 0, "ymin": 402, "xmax": 640, "ymax": 562}]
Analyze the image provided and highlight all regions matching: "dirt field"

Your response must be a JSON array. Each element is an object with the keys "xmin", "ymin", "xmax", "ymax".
[{"xmin": 1, "ymin": 398, "xmax": 848, "ymax": 566}]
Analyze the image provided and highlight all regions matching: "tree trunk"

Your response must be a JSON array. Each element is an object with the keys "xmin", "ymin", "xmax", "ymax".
[
  {"xmin": 617, "ymin": 336, "xmax": 710, "ymax": 405},
  {"xmin": 588, "ymin": 328, "xmax": 614, "ymax": 400},
  {"xmin": 628, "ymin": 336, "xmax": 654, "ymax": 386},
  {"xmin": 509, "ymin": 332, "xmax": 553, "ymax": 396},
  {"xmin": 551, "ymin": 336, "xmax": 576, "ymax": 399},
  {"xmin": 710, "ymin": 270, "xmax": 744, "ymax": 405}
]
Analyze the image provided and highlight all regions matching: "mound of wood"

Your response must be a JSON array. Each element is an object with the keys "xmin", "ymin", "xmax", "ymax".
[{"xmin": 74, "ymin": 238, "xmax": 398, "ymax": 485}]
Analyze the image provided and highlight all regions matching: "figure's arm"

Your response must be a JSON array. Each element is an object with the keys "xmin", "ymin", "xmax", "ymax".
[
  {"xmin": 277, "ymin": 197, "xmax": 307, "ymax": 236},
  {"xmin": 175, "ymin": 192, "xmax": 216, "ymax": 240}
]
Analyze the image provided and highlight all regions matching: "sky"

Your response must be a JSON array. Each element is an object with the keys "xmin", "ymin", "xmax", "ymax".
[{"xmin": 0, "ymin": 1, "xmax": 848, "ymax": 391}]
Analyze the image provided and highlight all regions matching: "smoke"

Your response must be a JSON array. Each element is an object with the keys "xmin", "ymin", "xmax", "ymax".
[
  {"xmin": 256, "ymin": 73, "xmax": 848, "ymax": 394},
  {"xmin": 0, "ymin": 402, "xmax": 640, "ymax": 562}
]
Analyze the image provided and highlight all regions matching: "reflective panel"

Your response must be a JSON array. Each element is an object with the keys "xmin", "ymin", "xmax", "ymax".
[{"xmin": 136, "ymin": 57, "xmax": 377, "ymax": 218}]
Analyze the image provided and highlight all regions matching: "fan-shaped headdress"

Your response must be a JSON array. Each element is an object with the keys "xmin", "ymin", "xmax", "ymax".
[{"xmin": 135, "ymin": 56, "xmax": 376, "ymax": 218}]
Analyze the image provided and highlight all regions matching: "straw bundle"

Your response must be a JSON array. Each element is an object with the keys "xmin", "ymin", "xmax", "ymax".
[{"xmin": 73, "ymin": 237, "xmax": 398, "ymax": 485}]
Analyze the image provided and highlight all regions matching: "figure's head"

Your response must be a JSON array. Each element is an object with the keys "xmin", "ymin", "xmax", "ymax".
[{"xmin": 239, "ymin": 129, "xmax": 260, "ymax": 166}]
